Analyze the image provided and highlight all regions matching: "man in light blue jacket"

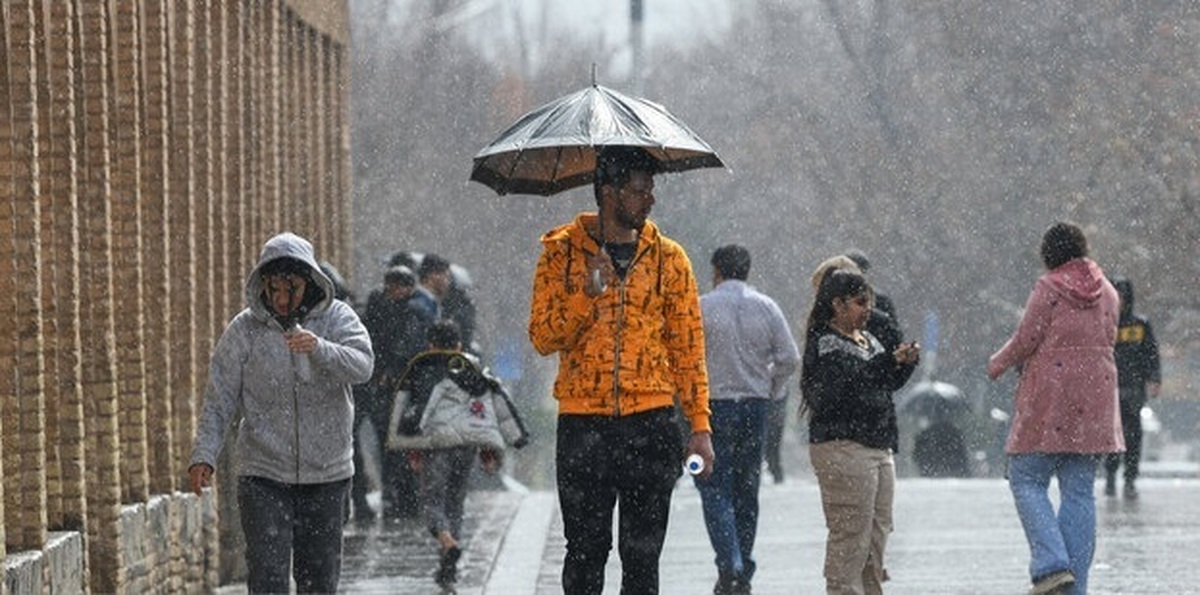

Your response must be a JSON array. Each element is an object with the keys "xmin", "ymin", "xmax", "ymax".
[
  {"xmin": 696, "ymin": 244, "xmax": 800, "ymax": 595},
  {"xmin": 189, "ymin": 232, "xmax": 373, "ymax": 594}
]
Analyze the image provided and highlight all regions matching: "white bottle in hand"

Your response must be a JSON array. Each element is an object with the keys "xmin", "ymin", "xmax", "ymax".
[{"xmin": 289, "ymin": 322, "xmax": 312, "ymax": 382}]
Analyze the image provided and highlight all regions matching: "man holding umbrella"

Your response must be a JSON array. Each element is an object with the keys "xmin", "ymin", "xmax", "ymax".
[{"xmin": 529, "ymin": 146, "xmax": 715, "ymax": 594}]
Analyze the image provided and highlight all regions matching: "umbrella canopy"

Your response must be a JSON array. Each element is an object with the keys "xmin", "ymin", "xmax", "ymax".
[
  {"xmin": 898, "ymin": 380, "xmax": 971, "ymax": 419},
  {"xmin": 470, "ymin": 84, "xmax": 724, "ymax": 196}
]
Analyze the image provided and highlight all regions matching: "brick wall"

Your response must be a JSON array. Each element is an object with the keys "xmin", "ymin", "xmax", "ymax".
[{"xmin": 0, "ymin": 1, "xmax": 352, "ymax": 592}]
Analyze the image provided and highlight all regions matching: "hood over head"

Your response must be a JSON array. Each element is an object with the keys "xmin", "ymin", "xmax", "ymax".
[
  {"xmin": 245, "ymin": 232, "xmax": 334, "ymax": 326},
  {"xmin": 1110, "ymin": 276, "xmax": 1134, "ymax": 315},
  {"xmin": 1044, "ymin": 258, "xmax": 1108, "ymax": 309}
]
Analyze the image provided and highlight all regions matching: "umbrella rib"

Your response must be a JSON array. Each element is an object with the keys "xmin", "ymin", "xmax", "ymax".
[{"xmin": 550, "ymin": 146, "xmax": 564, "ymax": 188}]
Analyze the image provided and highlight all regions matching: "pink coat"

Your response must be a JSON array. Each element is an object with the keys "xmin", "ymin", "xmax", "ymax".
[{"xmin": 988, "ymin": 258, "xmax": 1124, "ymax": 454}]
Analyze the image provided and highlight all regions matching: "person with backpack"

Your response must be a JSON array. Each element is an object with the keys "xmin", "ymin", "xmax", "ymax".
[{"xmin": 386, "ymin": 319, "xmax": 528, "ymax": 590}]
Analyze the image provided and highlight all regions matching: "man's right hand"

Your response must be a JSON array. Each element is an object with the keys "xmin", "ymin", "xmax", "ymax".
[
  {"xmin": 188, "ymin": 463, "xmax": 214, "ymax": 496},
  {"xmin": 584, "ymin": 252, "xmax": 616, "ymax": 297}
]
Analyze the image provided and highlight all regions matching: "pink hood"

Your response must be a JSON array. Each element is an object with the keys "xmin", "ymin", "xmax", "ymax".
[{"xmin": 1042, "ymin": 258, "xmax": 1107, "ymax": 309}]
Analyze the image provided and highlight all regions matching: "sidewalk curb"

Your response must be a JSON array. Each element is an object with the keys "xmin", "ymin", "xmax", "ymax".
[{"xmin": 482, "ymin": 491, "xmax": 556, "ymax": 594}]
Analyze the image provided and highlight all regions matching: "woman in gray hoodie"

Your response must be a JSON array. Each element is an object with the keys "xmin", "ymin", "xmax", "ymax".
[{"xmin": 189, "ymin": 232, "xmax": 373, "ymax": 593}]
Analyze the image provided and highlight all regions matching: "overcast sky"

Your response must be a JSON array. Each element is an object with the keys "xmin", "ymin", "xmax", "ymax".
[{"xmin": 415, "ymin": 0, "xmax": 736, "ymax": 78}]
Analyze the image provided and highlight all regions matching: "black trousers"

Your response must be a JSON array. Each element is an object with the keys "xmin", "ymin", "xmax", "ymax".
[
  {"xmin": 1105, "ymin": 394, "xmax": 1146, "ymax": 482},
  {"xmin": 763, "ymin": 398, "xmax": 787, "ymax": 482},
  {"xmin": 350, "ymin": 389, "xmax": 375, "ymax": 516},
  {"xmin": 238, "ymin": 476, "xmax": 350, "ymax": 594},
  {"xmin": 556, "ymin": 408, "xmax": 684, "ymax": 595}
]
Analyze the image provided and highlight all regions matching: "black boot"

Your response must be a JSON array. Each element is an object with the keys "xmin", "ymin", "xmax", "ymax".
[{"xmin": 436, "ymin": 546, "xmax": 461, "ymax": 588}]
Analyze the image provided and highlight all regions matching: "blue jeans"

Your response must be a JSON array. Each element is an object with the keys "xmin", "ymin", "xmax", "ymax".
[
  {"xmin": 1008, "ymin": 453, "xmax": 1098, "ymax": 594},
  {"xmin": 695, "ymin": 399, "xmax": 768, "ymax": 583},
  {"xmin": 238, "ymin": 476, "xmax": 350, "ymax": 594}
]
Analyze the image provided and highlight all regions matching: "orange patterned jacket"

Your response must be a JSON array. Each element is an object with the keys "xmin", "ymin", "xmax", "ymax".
[{"xmin": 529, "ymin": 213, "xmax": 711, "ymax": 433}]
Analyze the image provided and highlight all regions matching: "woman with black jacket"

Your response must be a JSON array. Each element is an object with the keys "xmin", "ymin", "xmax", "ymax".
[{"xmin": 801, "ymin": 269, "xmax": 919, "ymax": 595}]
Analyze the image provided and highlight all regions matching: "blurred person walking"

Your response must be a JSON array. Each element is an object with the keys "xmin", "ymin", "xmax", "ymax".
[
  {"xmin": 188, "ymin": 232, "xmax": 374, "ymax": 593},
  {"xmin": 393, "ymin": 250, "xmax": 480, "ymax": 352},
  {"xmin": 988, "ymin": 222, "xmax": 1123, "ymax": 595},
  {"xmin": 319, "ymin": 260, "xmax": 356, "ymax": 305},
  {"xmin": 763, "ymin": 388, "xmax": 789, "ymax": 484},
  {"xmin": 386, "ymin": 319, "xmax": 529, "ymax": 590},
  {"xmin": 355, "ymin": 265, "xmax": 434, "ymax": 521},
  {"xmin": 529, "ymin": 146, "xmax": 714, "ymax": 595},
  {"xmin": 1103, "ymin": 277, "xmax": 1161, "ymax": 500},
  {"xmin": 414, "ymin": 253, "xmax": 453, "ymax": 321},
  {"xmin": 844, "ymin": 251, "xmax": 898, "ymax": 330},
  {"xmin": 801, "ymin": 268, "xmax": 919, "ymax": 595},
  {"xmin": 696, "ymin": 244, "xmax": 800, "ymax": 594}
]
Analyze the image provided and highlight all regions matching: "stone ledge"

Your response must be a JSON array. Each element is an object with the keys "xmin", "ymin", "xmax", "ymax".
[
  {"xmin": 4, "ymin": 530, "xmax": 84, "ymax": 595},
  {"xmin": 3, "ymin": 490, "xmax": 217, "ymax": 595}
]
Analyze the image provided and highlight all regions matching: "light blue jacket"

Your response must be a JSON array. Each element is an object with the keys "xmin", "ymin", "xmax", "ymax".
[
  {"xmin": 700, "ymin": 280, "xmax": 800, "ymax": 402},
  {"xmin": 190, "ymin": 232, "xmax": 374, "ymax": 484}
]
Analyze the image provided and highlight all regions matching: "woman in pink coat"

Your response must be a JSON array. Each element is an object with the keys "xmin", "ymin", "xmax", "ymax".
[{"xmin": 988, "ymin": 222, "xmax": 1123, "ymax": 595}]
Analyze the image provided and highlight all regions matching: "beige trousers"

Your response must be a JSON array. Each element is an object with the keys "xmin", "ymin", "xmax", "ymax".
[{"xmin": 810, "ymin": 440, "xmax": 895, "ymax": 595}]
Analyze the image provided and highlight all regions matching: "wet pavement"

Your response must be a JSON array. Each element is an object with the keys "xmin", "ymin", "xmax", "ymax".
[
  {"xmin": 219, "ymin": 475, "xmax": 1200, "ymax": 594},
  {"xmin": 339, "ymin": 490, "xmax": 525, "ymax": 594}
]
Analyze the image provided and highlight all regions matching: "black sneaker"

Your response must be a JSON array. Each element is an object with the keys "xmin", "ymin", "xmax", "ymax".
[
  {"xmin": 714, "ymin": 577, "xmax": 751, "ymax": 595},
  {"xmin": 436, "ymin": 546, "xmax": 461, "ymax": 587},
  {"xmin": 1103, "ymin": 475, "xmax": 1116, "ymax": 497},
  {"xmin": 1124, "ymin": 481, "xmax": 1139, "ymax": 500}
]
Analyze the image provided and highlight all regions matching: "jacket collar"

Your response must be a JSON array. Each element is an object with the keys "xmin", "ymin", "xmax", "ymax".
[{"xmin": 541, "ymin": 212, "xmax": 660, "ymax": 254}]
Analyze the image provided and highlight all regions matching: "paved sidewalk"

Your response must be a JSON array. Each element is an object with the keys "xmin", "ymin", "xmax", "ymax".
[
  {"xmin": 486, "ymin": 477, "xmax": 1200, "ymax": 595},
  {"xmin": 219, "ymin": 476, "xmax": 1200, "ymax": 593}
]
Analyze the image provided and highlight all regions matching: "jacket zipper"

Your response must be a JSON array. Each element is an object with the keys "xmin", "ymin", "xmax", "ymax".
[
  {"xmin": 293, "ymin": 381, "xmax": 301, "ymax": 482},
  {"xmin": 612, "ymin": 283, "xmax": 625, "ymax": 417},
  {"xmin": 610, "ymin": 242, "xmax": 654, "ymax": 418},
  {"xmin": 277, "ymin": 318, "xmax": 303, "ymax": 482}
]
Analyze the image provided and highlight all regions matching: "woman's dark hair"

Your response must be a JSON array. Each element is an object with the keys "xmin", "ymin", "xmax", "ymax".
[
  {"xmin": 1040, "ymin": 221, "xmax": 1088, "ymax": 270},
  {"xmin": 805, "ymin": 268, "xmax": 873, "ymax": 339},
  {"xmin": 800, "ymin": 269, "xmax": 872, "ymax": 417}
]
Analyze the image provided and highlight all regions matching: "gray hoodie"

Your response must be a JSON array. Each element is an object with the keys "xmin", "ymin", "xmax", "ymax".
[{"xmin": 190, "ymin": 232, "xmax": 374, "ymax": 484}]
